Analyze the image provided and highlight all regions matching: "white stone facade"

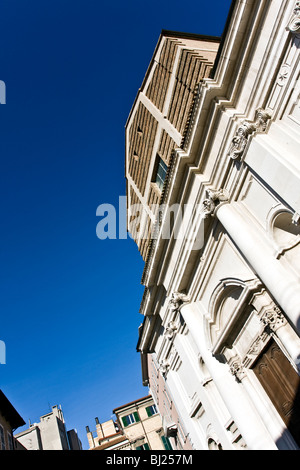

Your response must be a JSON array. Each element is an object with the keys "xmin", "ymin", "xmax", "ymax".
[{"xmin": 127, "ymin": 0, "xmax": 300, "ymax": 451}]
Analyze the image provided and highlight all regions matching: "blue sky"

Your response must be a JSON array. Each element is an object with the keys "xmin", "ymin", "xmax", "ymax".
[{"xmin": 0, "ymin": 0, "xmax": 232, "ymax": 449}]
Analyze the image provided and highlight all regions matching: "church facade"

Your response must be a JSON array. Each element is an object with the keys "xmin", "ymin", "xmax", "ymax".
[{"xmin": 126, "ymin": 0, "xmax": 300, "ymax": 450}]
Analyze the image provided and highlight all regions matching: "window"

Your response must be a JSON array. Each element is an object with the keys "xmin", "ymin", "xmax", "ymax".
[
  {"xmin": 136, "ymin": 443, "xmax": 150, "ymax": 450},
  {"xmin": 7, "ymin": 432, "xmax": 13, "ymax": 450},
  {"xmin": 208, "ymin": 438, "xmax": 223, "ymax": 450},
  {"xmin": 0, "ymin": 425, "xmax": 5, "ymax": 450},
  {"xmin": 161, "ymin": 435, "xmax": 172, "ymax": 450},
  {"xmin": 121, "ymin": 412, "xmax": 140, "ymax": 427},
  {"xmin": 145, "ymin": 404, "xmax": 158, "ymax": 417},
  {"xmin": 153, "ymin": 156, "xmax": 168, "ymax": 191}
]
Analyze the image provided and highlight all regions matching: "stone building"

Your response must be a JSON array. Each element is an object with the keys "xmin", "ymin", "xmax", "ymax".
[
  {"xmin": 86, "ymin": 395, "xmax": 172, "ymax": 450},
  {"xmin": 126, "ymin": 0, "xmax": 300, "ymax": 450},
  {"xmin": 0, "ymin": 389, "xmax": 25, "ymax": 450},
  {"xmin": 113, "ymin": 395, "xmax": 172, "ymax": 451},
  {"xmin": 86, "ymin": 418, "xmax": 131, "ymax": 450},
  {"xmin": 14, "ymin": 404, "xmax": 82, "ymax": 450}
]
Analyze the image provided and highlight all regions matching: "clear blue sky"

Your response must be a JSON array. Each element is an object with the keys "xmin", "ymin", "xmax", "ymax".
[{"xmin": 0, "ymin": 0, "xmax": 232, "ymax": 449}]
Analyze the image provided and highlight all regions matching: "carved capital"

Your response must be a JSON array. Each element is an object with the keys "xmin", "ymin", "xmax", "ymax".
[
  {"xmin": 164, "ymin": 320, "xmax": 178, "ymax": 340},
  {"xmin": 202, "ymin": 188, "xmax": 229, "ymax": 217},
  {"xmin": 288, "ymin": 2, "xmax": 300, "ymax": 33},
  {"xmin": 169, "ymin": 292, "xmax": 190, "ymax": 312},
  {"xmin": 228, "ymin": 121, "xmax": 256, "ymax": 160},
  {"xmin": 159, "ymin": 359, "xmax": 170, "ymax": 376},
  {"xmin": 261, "ymin": 307, "xmax": 286, "ymax": 332},
  {"xmin": 229, "ymin": 359, "xmax": 246, "ymax": 382},
  {"xmin": 228, "ymin": 108, "xmax": 271, "ymax": 160},
  {"xmin": 254, "ymin": 108, "xmax": 271, "ymax": 132}
]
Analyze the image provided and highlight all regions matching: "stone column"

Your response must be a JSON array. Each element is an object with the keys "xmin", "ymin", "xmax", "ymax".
[
  {"xmin": 215, "ymin": 202, "xmax": 300, "ymax": 333},
  {"xmin": 180, "ymin": 302, "xmax": 277, "ymax": 450}
]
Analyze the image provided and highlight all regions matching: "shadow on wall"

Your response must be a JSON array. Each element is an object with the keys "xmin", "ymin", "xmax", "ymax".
[
  {"xmin": 275, "ymin": 364, "xmax": 300, "ymax": 449},
  {"xmin": 280, "ymin": 380, "xmax": 300, "ymax": 449}
]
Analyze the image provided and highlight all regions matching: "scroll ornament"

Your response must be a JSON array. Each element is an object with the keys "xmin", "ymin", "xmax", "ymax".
[
  {"xmin": 288, "ymin": 2, "xmax": 300, "ymax": 34},
  {"xmin": 202, "ymin": 188, "xmax": 229, "ymax": 218},
  {"xmin": 159, "ymin": 359, "xmax": 170, "ymax": 376},
  {"xmin": 165, "ymin": 320, "xmax": 178, "ymax": 340},
  {"xmin": 169, "ymin": 292, "xmax": 190, "ymax": 312},
  {"xmin": 228, "ymin": 108, "xmax": 271, "ymax": 160},
  {"xmin": 229, "ymin": 358, "xmax": 246, "ymax": 382},
  {"xmin": 261, "ymin": 307, "xmax": 286, "ymax": 332}
]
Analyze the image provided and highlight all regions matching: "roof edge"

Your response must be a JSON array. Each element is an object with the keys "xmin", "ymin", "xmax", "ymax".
[{"xmin": 161, "ymin": 29, "xmax": 221, "ymax": 42}]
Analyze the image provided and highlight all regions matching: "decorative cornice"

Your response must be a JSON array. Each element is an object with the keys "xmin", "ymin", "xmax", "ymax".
[
  {"xmin": 288, "ymin": 2, "xmax": 300, "ymax": 34},
  {"xmin": 181, "ymin": 82, "xmax": 203, "ymax": 151},
  {"xmin": 228, "ymin": 108, "xmax": 271, "ymax": 160},
  {"xmin": 141, "ymin": 149, "xmax": 179, "ymax": 286}
]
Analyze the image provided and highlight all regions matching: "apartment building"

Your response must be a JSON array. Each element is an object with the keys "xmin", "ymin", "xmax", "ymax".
[
  {"xmin": 126, "ymin": 0, "xmax": 300, "ymax": 450},
  {"xmin": 86, "ymin": 417, "xmax": 131, "ymax": 450},
  {"xmin": 14, "ymin": 404, "xmax": 82, "ymax": 450},
  {"xmin": 87, "ymin": 395, "xmax": 172, "ymax": 450}
]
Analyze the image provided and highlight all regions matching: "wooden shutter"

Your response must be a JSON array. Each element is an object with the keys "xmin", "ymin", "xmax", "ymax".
[
  {"xmin": 161, "ymin": 435, "xmax": 172, "ymax": 450},
  {"xmin": 121, "ymin": 416, "xmax": 129, "ymax": 427}
]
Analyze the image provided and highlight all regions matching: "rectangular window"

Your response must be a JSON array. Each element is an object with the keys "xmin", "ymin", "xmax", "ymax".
[
  {"xmin": 121, "ymin": 411, "xmax": 140, "ymax": 427},
  {"xmin": 0, "ymin": 425, "xmax": 5, "ymax": 450},
  {"xmin": 153, "ymin": 156, "xmax": 168, "ymax": 191},
  {"xmin": 7, "ymin": 432, "xmax": 13, "ymax": 450},
  {"xmin": 136, "ymin": 443, "xmax": 150, "ymax": 450},
  {"xmin": 161, "ymin": 435, "xmax": 172, "ymax": 450},
  {"xmin": 145, "ymin": 404, "xmax": 158, "ymax": 417}
]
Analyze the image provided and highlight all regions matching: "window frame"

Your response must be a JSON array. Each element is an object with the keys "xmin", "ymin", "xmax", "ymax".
[
  {"xmin": 121, "ymin": 411, "xmax": 140, "ymax": 428},
  {"xmin": 136, "ymin": 442, "xmax": 150, "ymax": 450},
  {"xmin": 152, "ymin": 155, "xmax": 168, "ymax": 192},
  {"xmin": 145, "ymin": 404, "xmax": 158, "ymax": 417},
  {"xmin": 0, "ymin": 425, "xmax": 5, "ymax": 450}
]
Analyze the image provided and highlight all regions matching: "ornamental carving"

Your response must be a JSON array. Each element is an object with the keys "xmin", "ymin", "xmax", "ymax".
[
  {"xmin": 169, "ymin": 292, "xmax": 190, "ymax": 312},
  {"xmin": 243, "ymin": 332, "xmax": 269, "ymax": 368},
  {"xmin": 228, "ymin": 121, "xmax": 256, "ymax": 160},
  {"xmin": 247, "ymin": 336, "xmax": 264, "ymax": 356},
  {"xmin": 288, "ymin": 2, "xmax": 300, "ymax": 34},
  {"xmin": 202, "ymin": 188, "xmax": 229, "ymax": 217},
  {"xmin": 261, "ymin": 307, "xmax": 286, "ymax": 332},
  {"xmin": 254, "ymin": 108, "xmax": 271, "ymax": 132},
  {"xmin": 164, "ymin": 320, "xmax": 178, "ymax": 340},
  {"xmin": 277, "ymin": 65, "xmax": 290, "ymax": 86},
  {"xmin": 228, "ymin": 108, "xmax": 271, "ymax": 160},
  {"xmin": 159, "ymin": 359, "xmax": 170, "ymax": 376},
  {"xmin": 229, "ymin": 358, "xmax": 246, "ymax": 382}
]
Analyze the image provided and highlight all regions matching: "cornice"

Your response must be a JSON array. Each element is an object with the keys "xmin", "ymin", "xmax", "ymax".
[{"xmin": 140, "ymin": 0, "xmax": 294, "ymax": 290}]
